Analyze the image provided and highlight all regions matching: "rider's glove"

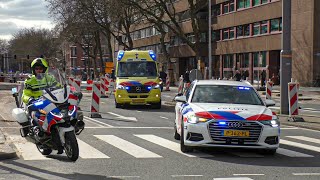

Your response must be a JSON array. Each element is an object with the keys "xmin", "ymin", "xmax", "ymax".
[{"xmin": 28, "ymin": 97, "xmax": 36, "ymax": 105}]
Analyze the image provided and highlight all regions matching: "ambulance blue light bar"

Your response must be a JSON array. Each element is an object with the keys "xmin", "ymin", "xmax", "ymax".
[
  {"xmin": 148, "ymin": 50, "xmax": 156, "ymax": 61},
  {"xmin": 117, "ymin": 50, "xmax": 125, "ymax": 61}
]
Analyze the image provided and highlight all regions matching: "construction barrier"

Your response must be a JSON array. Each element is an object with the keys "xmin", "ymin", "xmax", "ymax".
[
  {"xmin": 100, "ymin": 77, "xmax": 108, "ymax": 98},
  {"xmin": 178, "ymin": 75, "xmax": 184, "ymax": 94},
  {"xmin": 90, "ymin": 82, "xmax": 102, "ymax": 118},
  {"xmin": 288, "ymin": 80, "xmax": 304, "ymax": 122},
  {"xmin": 68, "ymin": 77, "xmax": 74, "ymax": 86},
  {"xmin": 265, "ymin": 80, "xmax": 273, "ymax": 100},
  {"xmin": 165, "ymin": 75, "xmax": 170, "ymax": 91},
  {"xmin": 86, "ymin": 79, "xmax": 93, "ymax": 92},
  {"xmin": 73, "ymin": 79, "xmax": 81, "ymax": 92}
]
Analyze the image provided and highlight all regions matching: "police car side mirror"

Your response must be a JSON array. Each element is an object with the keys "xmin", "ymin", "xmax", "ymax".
[
  {"xmin": 265, "ymin": 99, "xmax": 276, "ymax": 107},
  {"xmin": 175, "ymin": 96, "xmax": 187, "ymax": 103}
]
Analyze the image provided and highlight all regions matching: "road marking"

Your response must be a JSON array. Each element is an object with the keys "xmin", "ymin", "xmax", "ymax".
[
  {"xmin": 281, "ymin": 139, "xmax": 320, "ymax": 152},
  {"xmin": 94, "ymin": 135, "xmax": 162, "ymax": 158},
  {"xmin": 160, "ymin": 116, "xmax": 169, "ymax": 119},
  {"xmin": 286, "ymin": 136, "xmax": 320, "ymax": 144},
  {"xmin": 83, "ymin": 119, "xmax": 104, "ymax": 127},
  {"xmin": 233, "ymin": 174, "xmax": 264, "ymax": 176},
  {"xmin": 108, "ymin": 176, "xmax": 140, "ymax": 179},
  {"xmin": 84, "ymin": 116, "xmax": 114, "ymax": 127},
  {"xmin": 293, "ymin": 173, "xmax": 320, "ymax": 176},
  {"xmin": 171, "ymin": 175, "xmax": 203, "ymax": 177},
  {"xmin": 276, "ymin": 148, "xmax": 313, "ymax": 157},
  {"xmin": 281, "ymin": 127, "xmax": 299, "ymax": 130},
  {"xmin": 77, "ymin": 138, "xmax": 110, "ymax": 159},
  {"xmin": 135, "ymin": 134, "xmax": 213, "ymax": 158},
  {"xmin": 107, "ymin": 112, "xmax": 137, "ymax": 121}
]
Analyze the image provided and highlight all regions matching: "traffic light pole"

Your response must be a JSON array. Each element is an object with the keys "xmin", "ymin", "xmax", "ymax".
[{"xmin": 280, "ymin": 0, "xmax": 292, "ymax": 115}]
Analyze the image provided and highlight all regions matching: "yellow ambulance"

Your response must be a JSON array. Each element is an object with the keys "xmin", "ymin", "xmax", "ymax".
[{"xmin": 114, "ymin": 50, "xmax": 161, "ymax": 109}]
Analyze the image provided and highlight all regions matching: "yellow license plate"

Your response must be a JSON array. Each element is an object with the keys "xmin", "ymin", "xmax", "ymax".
[
  {"xmin": 224, "ymin": 130, "xmax": 250, "ymax": 137},
  {"xmin": 132, "ymin": 99, "xmax": 145, "ymax": 104}
]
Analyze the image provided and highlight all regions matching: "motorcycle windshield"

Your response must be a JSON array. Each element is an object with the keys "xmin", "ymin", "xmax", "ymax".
[{"xmin": 35, "ymin": 69, "xmax": 67, "ymax": 91}]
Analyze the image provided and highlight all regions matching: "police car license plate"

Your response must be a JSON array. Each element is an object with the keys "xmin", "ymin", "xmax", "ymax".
[
  {"xmin": 132, "ymin": 99, "xmax": 145, "ymax": 104},
  {"xmin": 224, "ymin": 130, "xmax": 249, "ymax": 137}
]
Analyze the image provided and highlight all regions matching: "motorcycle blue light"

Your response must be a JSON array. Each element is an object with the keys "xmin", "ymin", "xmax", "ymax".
[
  {"xmin": 218, "ymin": 121, "xmax": 226, "ymax": 125},
  {"xmin": 148, "ymin": 50, "xmax": 156, "ymax": 61},
  {"xmin": 117, "ymin": 51, "xmax": 125, "ymax": 61}
]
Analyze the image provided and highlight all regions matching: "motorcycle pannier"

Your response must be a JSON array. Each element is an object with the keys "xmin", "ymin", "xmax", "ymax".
[{"xmin": 12, "ymin": 108, "xmax": 28, "ymax": 124}]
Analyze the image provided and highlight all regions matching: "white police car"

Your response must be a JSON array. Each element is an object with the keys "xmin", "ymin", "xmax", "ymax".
[{"xmin": 174, "ymin": 80, "xmax": 279, "ymax": 154}]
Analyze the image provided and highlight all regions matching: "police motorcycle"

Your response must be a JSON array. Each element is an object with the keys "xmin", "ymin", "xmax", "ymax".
[{"xmin": 11, "ymin": 69, "xmax": 85, "ymax": 161}]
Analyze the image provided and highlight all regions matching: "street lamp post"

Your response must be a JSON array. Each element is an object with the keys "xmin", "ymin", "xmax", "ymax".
[
  {"xmin": 280, "ymin": 0, "xmax": 292, "ymax": 115},
  {"xmin": 208, "ymin": 0, "xmax": 212, "ymax": 79}
]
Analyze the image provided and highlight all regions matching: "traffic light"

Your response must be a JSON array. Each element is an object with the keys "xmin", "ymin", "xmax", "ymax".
[
  {"xmin": 27, "ymin": 55, "xmax": 29, "ymax": 59},
  {"xmin": 14, "ymin": 55, "xmax": 16, "ymax": 59}
]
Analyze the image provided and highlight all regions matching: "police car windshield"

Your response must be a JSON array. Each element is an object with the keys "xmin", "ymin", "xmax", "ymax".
[
  {"xmin": 117, "ymin": 61, "xmax": 157, "ymax": 77},
  {"xmin": 191, "ymin": 85, "xmax": 263, "ymax": 105}
]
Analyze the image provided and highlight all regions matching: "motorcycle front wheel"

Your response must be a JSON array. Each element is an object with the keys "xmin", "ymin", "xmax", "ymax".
[
  {"xmin": 64, "ymin": 131, "xmax": 79, "ymax": 161},
  {"xmin": 36, "ymin": 144, "xmax": 52, "ymax": 155}
]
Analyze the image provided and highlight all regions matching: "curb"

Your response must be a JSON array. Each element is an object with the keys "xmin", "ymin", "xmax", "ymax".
[{"xmin": 0, "ymin": 131, "xmax": 17, "ymax": 160}]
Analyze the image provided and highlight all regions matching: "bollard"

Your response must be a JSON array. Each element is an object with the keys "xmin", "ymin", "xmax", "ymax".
[
  {"xmin": 165, "ymin": 75, "xmax": 170, "ymax": 91},
  {"xmin": 178, "ymin": 75, "xmax": 184, "ymax": 94},
  {"xmin": 265, "ymin": 80, "xmax": 273, "ymax": 100},
  {"xmin": 287, "ymin": 81, "xmax": 304, "ymax": 122},
  {"xmin": 68, "ymin": 77, "xmax": 74, "ymax": 86},
  {"xmin": 100, "ymin": 77, "xmax": 108, "ymax": 98},
  {"xmin": 90, "ymin": 82, "xmax": 102, "ymax": 118},
  {"xmin": 86, "ymin": 79, "xmax": 93, "ymax": 92}
]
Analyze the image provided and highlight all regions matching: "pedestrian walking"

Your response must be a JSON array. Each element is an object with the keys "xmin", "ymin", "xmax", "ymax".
[{"xmin": 233, "ymin": 70, "xmax": 241, "ymax": 81}]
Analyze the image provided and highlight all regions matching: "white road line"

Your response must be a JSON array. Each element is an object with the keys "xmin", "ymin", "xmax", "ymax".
[
  {"xmin": 171, "ymin": 175, "xmax": 203, "ymax": 177},
  {"xmin": 84, "ymin": 116, "xmax": 114, "ymax": 127},
  {"xmin": 293, "ymin": 173, "xmax": 320, "ymax": 176},
  {"xmin": 276, "ymin": 148, "xmax": 313, "ymax": 157},
  {"xmin": 107, "ymin": 112, "xmax": 137, "ymax": 121},
  {"xmin": 77, "ymin": 138, "xmax": 110, "ymax": 159},
  {"xmin": 135, "ymin": 134, "xmax": 213, "ymax": 158},
  {"xmin": 286, "ymin": 136, "xmax": 320, "ymax": 144},
  {"xmin": 94, "ymin": 135, "xmax": 162, "ymax": 158},
  {"xmin": 109, "ymin": 176, "xmax": 140, "ymax": 179},
  {"xmin": 281, "ymin": 139, "xmax": 320, "ymax": 152},
  {"xmin": 159, "ymin": 116, "xmax": 169, "ymax": 119},
  {"xmin": 281, "ymin": 127, "xmax": 299, "ymax": 130},
  {"xmin": 83, "ymin": 119, "xmax": 104, "ymax": 127},
  {"xmin": 233, "ymin": 174, "xmax": 264, "ymax": 176}
]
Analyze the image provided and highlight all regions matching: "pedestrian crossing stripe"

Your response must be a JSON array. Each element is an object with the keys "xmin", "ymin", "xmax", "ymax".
[{"xmin": 8, "ymin": 135, "xmax": 320, "ymax": 160}]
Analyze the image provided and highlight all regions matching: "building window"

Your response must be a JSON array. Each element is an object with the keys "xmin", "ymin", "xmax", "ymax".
[
  {"xmin": 236, "ymin": 24, "xmax": 250, "ymax": 37},
  {"xmin": 261, "ymin": 21, "xmax": 268, "ymax": 34},
  {"xmin": 223, "ymin": 54, "xmax": 234, "ymax": 68},
  {"xmin": 253, "ymin": 22, "xmax": 260, "ymax": 35},
  {"xmin": 223, "ymin": 0, "xmax": 234, "ymax": 14},
  {"xmin": 239, "ymin": 53, "xmax": 249, "ymax": 68},
  {"xmin": 270, "ymin": 18, "xmax": 282, "ymax": 32},
  {"xmin": 212, "ymin": 30, "xmax": 221, "ymax": 41},
  {"xmin": 212, "ymin": 4, "xmax": 221, "ymax": 16},
  {"xmin": 200, "ymin": 32, "xmax": 206, "ymax": 43},
  {"xmin": 253, "ymin": 51, "xmax": 266, "ymax": 67},
  {"xmin": 71, "ymin": 47, "xmax": 77, "ymax": 57},
  {"xmin": 223, "ymin": 27, "xmax": 235, "ymax": 40},
  {"xmin": 237, "ymin": 0, "xmax": 250, "ymax": 9}
]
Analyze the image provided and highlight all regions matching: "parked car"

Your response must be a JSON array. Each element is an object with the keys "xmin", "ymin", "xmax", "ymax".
[{"xmin": 174, "ymin": 80, "xmax": 279, "ymax": 155}]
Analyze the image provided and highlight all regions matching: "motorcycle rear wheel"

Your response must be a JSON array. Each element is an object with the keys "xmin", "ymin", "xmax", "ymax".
[
  {"xmin": 64, "ymin": 131, "xmax": 79, "ymax": 161},
  {"xmin": 36, "ymin": 144, "xmax": 52, "ymax": 155}
]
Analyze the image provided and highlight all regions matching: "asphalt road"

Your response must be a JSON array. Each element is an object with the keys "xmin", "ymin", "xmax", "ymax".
[{"xmin": 0, "ymin": 92, "xmax": 320, "ymax": 180}]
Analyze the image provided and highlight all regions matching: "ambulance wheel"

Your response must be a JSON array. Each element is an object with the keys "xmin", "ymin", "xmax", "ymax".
[
  {"xmin": 115, "ymin": 100, "xmax": 121, "ymax": 108},
  {"xmin": 152, "ymin": 101, "xmax": 161, "ymax": 109}
]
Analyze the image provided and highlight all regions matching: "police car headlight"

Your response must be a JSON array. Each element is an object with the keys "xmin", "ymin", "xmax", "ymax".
[
  {"xmin": 116, "ymin": 84, "xmax": 125, "ymax": 90},
  {"xmin": 260, "ymin": 119, "xmax": 280, "ymax": 127},
  {"xmin": 187, "ymin": 114, "xmax": 208, "ymax": 124}
]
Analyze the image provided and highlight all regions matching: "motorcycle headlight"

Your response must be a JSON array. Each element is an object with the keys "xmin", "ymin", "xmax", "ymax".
[
  {"xmin": 187, "ymin": 114, "xmax": 208, "ymax": 124},
  {"xmin": 260, "ymin": 119, "xmax": 280, "ymax": 127}
]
